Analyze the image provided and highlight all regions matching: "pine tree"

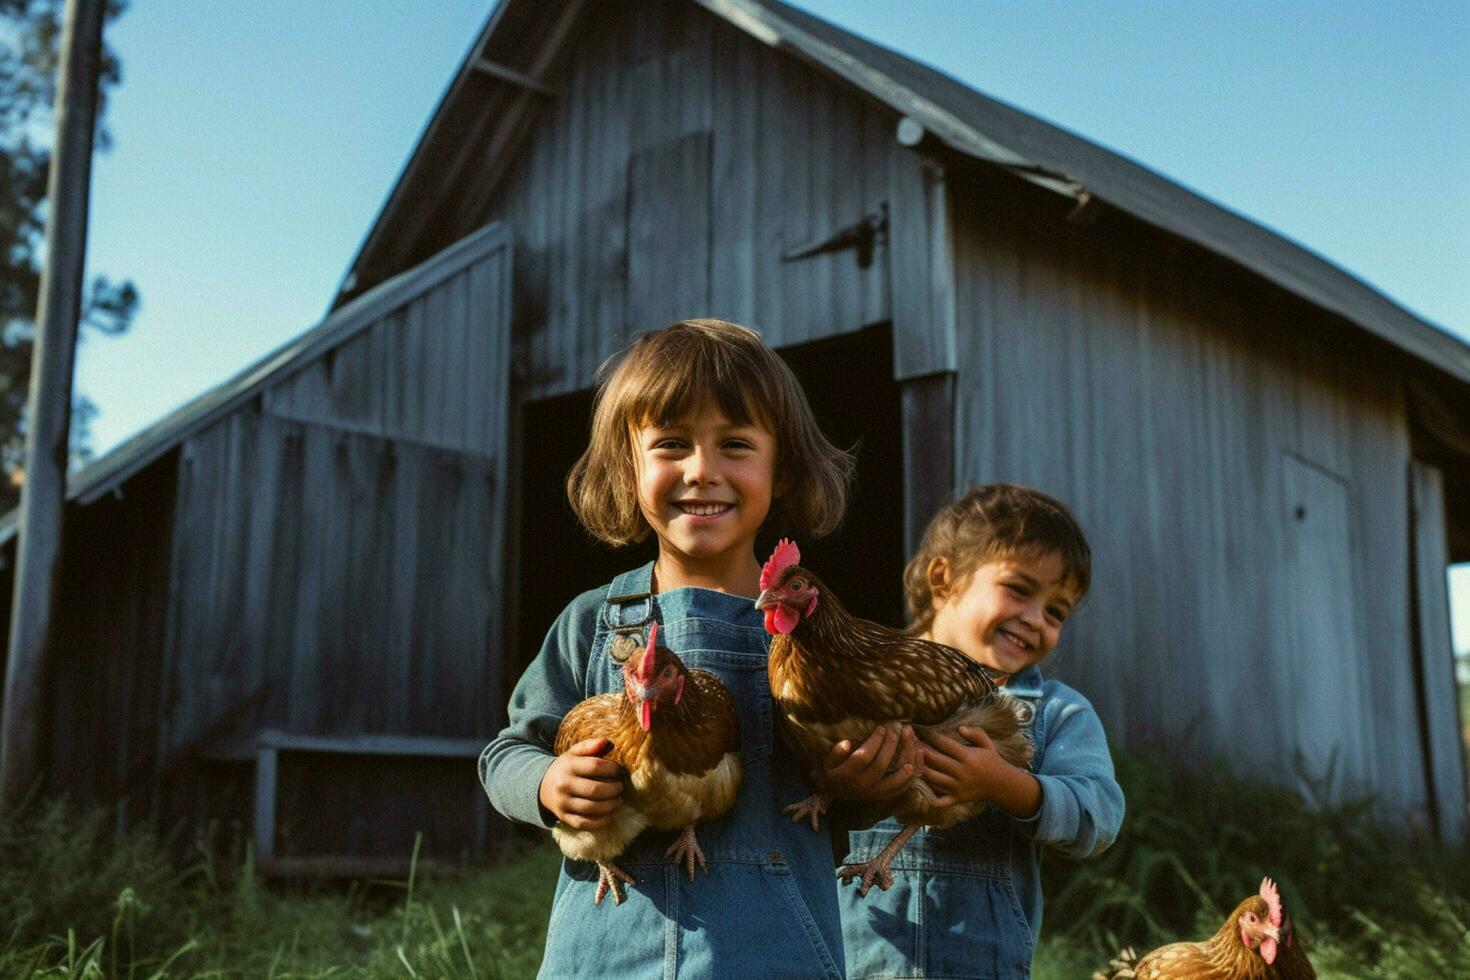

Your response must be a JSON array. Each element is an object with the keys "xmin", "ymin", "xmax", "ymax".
[{"xmin": 0, "ymin": 0, "xmax": 134, "ymax": 513}]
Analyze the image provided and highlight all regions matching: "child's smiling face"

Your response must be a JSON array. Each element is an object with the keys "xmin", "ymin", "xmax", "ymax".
[
  {"xmin": 926, "ymin": 551, "xmax": 1079, "ymax": 678},
  {"xmin": 633, "ymin": 401, "xmax": 777, "ymax": 577}
]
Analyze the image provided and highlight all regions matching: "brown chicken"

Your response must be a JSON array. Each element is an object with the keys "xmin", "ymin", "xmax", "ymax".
[
  {"xmin": 1094, "ymin": 877, "xmax": 1316, "ymax": 980},
  {"xmin": 754, "ymin": 539, "xmax": 1033, "ymax": 896},
  {"xmin": 551, "ymin": 623, "xmax": 742, "ymax": 905}
]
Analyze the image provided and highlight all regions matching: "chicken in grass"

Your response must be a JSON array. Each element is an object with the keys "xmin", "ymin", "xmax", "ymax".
[
  {"xmin": 551, "ymin": 623, "xmax": 741, "ymax": 905},
  {"xmin": 1093, "ymin": 877, "xmax": 1316, "ymax": 980},
  {"xmin": 754, "ymin": 538, "xmax": 1033, "ymax": 896}
]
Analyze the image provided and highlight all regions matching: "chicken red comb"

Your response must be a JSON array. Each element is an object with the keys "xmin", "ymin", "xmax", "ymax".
[
  {"xmin": 760, "ymin": 539, "xmax": 801, "ymax": 591},
  {"xmin": 1260, "ymin": 877, "xmax": 1282, "ymax": 927},
  {"xmin": 636, "ymin": 623, "xmax": 658, "ymax": 685}
]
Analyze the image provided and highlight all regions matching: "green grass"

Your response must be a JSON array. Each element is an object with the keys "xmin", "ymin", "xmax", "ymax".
[
  {"xmin": 3, "ymin": 747, "xmax": 1468, "ymax": 978},
  {"xmin": 0, "ymin": 798, "xmax": 559, "ymax": 978},
  {"xmin": 1032, "ymin": 747, "xmax": 1470, "ymax": 979}
]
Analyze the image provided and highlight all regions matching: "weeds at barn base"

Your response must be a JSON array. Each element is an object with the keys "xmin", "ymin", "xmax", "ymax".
[{"xmin": 2, "ymin": 748, "xmax": 1467, "ymax": 977}]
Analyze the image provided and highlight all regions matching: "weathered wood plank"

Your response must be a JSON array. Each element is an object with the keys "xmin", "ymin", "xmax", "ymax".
[
  {"xmin": 585, "ymin": 16, "xmax": 630, "ymax": 376},
  {"xmin": 775, "ymin": 53, "xmax": 814, "ymax": 345},
  {"xmin": 1410, "ymin": 461, "xmax": 1468, "ymax": 841},
  {"xmin": 386, "ymin": 439, "xmax": 421, "ymax": 732},
  {"xmin": 1348, "ymin": 378, "xmax": 1420, "ymax": 809},
  {"xmin": 889, "ymin": 146, "xmax": 957, "ymax": 379},
  {"xmin": 900, "ymin": 373, "xmax": 955, "ymax": 557},
  {"xmin": 1281, "ymin": 454, "xmax": 1370, "ymax": 796},
  {"xmin": 287, "ymin": 423, "xmax": 333, "ymax": 731},
  {"xmin": 258, "ymin": 730, "xmax": 486, "ymax": 757},
  {"xmin": 860, "ymin": 97, "xmax": 893, "ymax": 322},
  {"xmin": 330, "ymin": 327, "xmax": 381, "ymax": 433},
  {"xmin": 254, "ymin": 744, "xmax": 279, "ymax": 861},
  {"xmin": 395, "ymin": 294, "xmax": 430, "ymax": 449},
  {"xmin": 709, "ymin": 18, "xmax": 759, "ymax": 326},
  {"xmin": 327, "ymin": 431, "xmax": 377, "ymax": 732},
  {"xmin": 261, "ymin": 419, "xmax": 307, "ymax": 728},
  {"xmin": 752, "ymin": 37, "xmax": 788, "ymax": 341},
  {"xmin": 462, "ymin": 263, "xmax": 492, "ymax": 456},
  {"xmin": 626, "ymin": 131, "xmax": 712, "ymax": 331},
  {"xmin": 375, "ymin": 308, "xmax": 401, "ymax": 440},
  {"xmin": 163, "ymin": 424, "xmax": 227, "ymax": 753},
  {"xmin": 425, "ymin": 276, "xmax": 456, "ymax": 449}
]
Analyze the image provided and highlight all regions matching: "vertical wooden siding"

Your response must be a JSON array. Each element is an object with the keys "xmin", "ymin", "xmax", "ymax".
[
  {"xmin": 45, "ymin": 455, "xmax": 177, "ymax": 816},
  {"xmin": 1410, "ymin": 461, "xmax": 1467, "ymax": 840},
  {"xmin": 262, "ymin": 254, "xmax": 510, "ymax": 460},
  {"xmin": 485, "ymin": 0, "xmax": 892, "ymax": 399},
  {"xmin": 161, "ymin": 413, "xmax": 500, "ymax": 755},
  {"xmin": 160, "ymin": 237, "xmax": 512, "ymax": 759},
  {"xmin": 948, "ymin": 173, "xmax": 1425, "ymax": 815}
]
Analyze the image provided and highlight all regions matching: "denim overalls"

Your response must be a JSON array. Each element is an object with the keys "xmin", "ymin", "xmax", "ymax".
[
  {"xmin": 537, "ymin": 564, "xmax": 845, "ymax": 979},
  {"xmin": 840, "ymin": 676, "xmax": 1050, "ymax": 980}
]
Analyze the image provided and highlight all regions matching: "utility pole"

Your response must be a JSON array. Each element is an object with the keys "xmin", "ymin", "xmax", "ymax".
[{"xmin": 1, "ymin": 0, "xmax": 107, "ymax": 809}]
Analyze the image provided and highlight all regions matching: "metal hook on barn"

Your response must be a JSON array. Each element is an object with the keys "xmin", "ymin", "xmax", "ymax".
[{"xmin": 779, "ymin": 204, "xmax": 889, "ymax": 269}]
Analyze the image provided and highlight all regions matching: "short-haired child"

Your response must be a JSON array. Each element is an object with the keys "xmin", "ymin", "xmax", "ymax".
[
  {"xmin": 480, "ymin": 319, "xmax": 856, "ymax": 978},
  {"xmin": 835, "ymin": 484, "xmax": 1125, "ymax": 979}
]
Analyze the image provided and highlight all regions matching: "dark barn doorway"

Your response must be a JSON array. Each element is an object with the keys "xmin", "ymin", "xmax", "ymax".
[
  {"xmin": 510, "ymin": 323, "xmax": 906, "ymax": 706},
  {"xmin": 767, "ymin": 324, "xmax": 906, "ymax": 631}
]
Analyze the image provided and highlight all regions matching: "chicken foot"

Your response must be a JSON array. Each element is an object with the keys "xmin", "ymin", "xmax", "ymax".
[
  {"xmin": 664, "ymin": 825, "xmax": 710, "ymax": 881},
  {"xmin": 837, "ymin": 822, "xmax": 920, "ymax": 897},
  {"xmin": 594, "ymin": 860, "xmax": 636, "ymax": 906},
  {"xmin": 782, "ymin": 790, "xmax": 832, "ymax": 831}
]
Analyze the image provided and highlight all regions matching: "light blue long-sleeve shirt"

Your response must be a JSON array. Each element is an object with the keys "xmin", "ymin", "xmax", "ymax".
[{"xmin": 839, "ymin": 664, "xmax": 1124, "ymax": 978}]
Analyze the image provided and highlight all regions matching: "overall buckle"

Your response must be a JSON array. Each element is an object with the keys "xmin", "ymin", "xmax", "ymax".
[{"xmin": 601, "ymin": 590, "xmax": 653, "ymax": 635}]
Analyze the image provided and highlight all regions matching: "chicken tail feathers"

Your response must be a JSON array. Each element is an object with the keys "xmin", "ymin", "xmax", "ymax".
[
  {"xmin": 910, "ymin": 778, "xmax": 939, "ymax": 808},
  {"xmin": 921, "ymin": 694, "xmax": 1036, "ymax": 770}
]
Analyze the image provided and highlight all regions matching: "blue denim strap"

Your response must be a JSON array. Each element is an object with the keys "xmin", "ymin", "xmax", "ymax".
[{"xmin": 601, "ymin": 561, "xmax": 655, "ymax": 636}]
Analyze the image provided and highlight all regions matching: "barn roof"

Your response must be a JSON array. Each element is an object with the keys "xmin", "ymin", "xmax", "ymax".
[{"xmin": 338, "ymin": 0, "xmax": 1468, "ymax": 384}]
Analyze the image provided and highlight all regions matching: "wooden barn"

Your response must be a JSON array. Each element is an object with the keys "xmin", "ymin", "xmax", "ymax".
[{"xmin": 3, "ymin": 0, "xmax": 1468, "ymax": 868}]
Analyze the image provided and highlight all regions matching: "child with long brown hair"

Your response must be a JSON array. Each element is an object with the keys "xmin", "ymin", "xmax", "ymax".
[{"xmin": 480, "ymin": 319, "xmax": 856, "ymax": 977}]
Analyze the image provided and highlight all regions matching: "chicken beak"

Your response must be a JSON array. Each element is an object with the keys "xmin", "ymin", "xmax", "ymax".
[
  {"xmin": 753, "ymin": 589, "xmax": 775, "ymax": 610},
  {"xmin": 1263, "ymin": 925, "xmax": 1280, "ymax": 941}
]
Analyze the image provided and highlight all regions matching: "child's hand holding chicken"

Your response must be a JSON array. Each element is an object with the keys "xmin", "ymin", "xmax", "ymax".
[
  {"xmin": 537, "ymin": 736, "xmax": 626, "ymax": 830},
  {"xmin": 919, "ymin": 724, "xmax": 1042, "ymax": 817},
  {"xmin": 818, "ymin": 724, "xmax": 921, "ymax": 810}
]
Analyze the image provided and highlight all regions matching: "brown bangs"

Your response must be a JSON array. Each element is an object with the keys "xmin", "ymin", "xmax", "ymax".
[{"xmin": 617, "ymin": 330, "xmax": 774, "ymax": 434}]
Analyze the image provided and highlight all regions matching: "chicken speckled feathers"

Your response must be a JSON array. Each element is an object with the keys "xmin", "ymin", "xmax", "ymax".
[
  {"xmin": 550, "ymin": 624, "xmax": 741, "ymax": 905},
  {"xmin": 756, "ymin": 538, "xmax": 1033, "ymax": 895},
  {"xmin": 760, "ymin": 539, "xmax": 1000, "ymax": 728}
]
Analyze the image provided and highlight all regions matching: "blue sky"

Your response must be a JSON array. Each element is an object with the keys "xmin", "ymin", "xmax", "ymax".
[{"xmin": 71, "ymin": 1, "xmax": 1469, "ymax": 640}]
